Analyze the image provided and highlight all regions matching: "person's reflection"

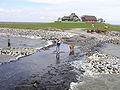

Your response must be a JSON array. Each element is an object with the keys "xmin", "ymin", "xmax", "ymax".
[
  {"xmin": 56, "ymin": 52, "xmax": 60, "ymax": 64},
  {"xmin": 69, "ymin": 50, "xmax": 74, "ymax": 56}
]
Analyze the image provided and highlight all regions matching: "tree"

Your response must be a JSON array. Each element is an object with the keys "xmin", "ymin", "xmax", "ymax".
[
  {"xmin": 97, "ymin": 18, "xmax": 105, "ymax": 23},
  {"xmin": 57, "ymin": 17, "xmax": 61, "ymax": 21}
]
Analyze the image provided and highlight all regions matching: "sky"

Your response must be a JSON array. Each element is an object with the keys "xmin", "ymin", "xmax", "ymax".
[{"xmin": 0, "ymin": 0, "xmax": 120, "ymax": 24}]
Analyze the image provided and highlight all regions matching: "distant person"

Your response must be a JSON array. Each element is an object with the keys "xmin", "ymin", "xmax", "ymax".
[
  {"xmin": 92, "ymin": 23, "xmax": 95, "ymax": 29},
  {"xmin": 56, "ymin": 39, "xmax": 61, "ymax": 53},
  {"xmin": 8, "ymin": 38, "xmax": 11, "ymax": 48}
]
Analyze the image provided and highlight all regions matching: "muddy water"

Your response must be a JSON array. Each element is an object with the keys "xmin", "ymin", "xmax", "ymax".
[{"xmin": 0, "ymin": 43, "xmax": 71, "ymax": 90}]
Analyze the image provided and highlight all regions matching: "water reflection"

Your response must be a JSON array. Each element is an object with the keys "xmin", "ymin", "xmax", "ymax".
[
  {"xmin": 69, "ymin": 50, "xmax": 74, "ymax": 56},
  {"xmin": 0, "ymin": 35, "xmax": 46, "ymax": 49},
  {"xmin": 56, "ymin": 52, "xmax": 60, "ymax": 64}
]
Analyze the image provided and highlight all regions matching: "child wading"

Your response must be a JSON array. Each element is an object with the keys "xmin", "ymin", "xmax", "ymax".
[
  {"xmin": 69, "ymin": 45, "xmax": 75, "ymax": 55},
  {"xmin": 56, "ymin": 39, "xmax": 61, "ymax": 53}
]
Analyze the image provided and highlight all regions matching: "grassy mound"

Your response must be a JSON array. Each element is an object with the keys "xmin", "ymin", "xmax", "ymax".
[{"xmin": 0, "ymin": 22, "xmax": 119, "ymax": 31}]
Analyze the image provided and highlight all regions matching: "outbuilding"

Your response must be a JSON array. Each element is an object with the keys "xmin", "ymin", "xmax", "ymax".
[
  {"xmin": 81, "ymin": 15, "xmax": 97, "ymax": 23},
  {"xmin": 61, "ymin": 13, "xmax": 80, "ymax": 22}
]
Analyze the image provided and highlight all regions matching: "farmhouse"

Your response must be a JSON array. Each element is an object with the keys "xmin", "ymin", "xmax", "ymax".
[
  {"xmin": 61, "ymin": 13, "xmax": 80, "ymax": 22},
  {"xmin": 58, "ymin": 13, "xmax": 99, "ymax": 23},
  {"xmin": 81, "ymin": 15, "xmax": 97, "ymax": 23}
]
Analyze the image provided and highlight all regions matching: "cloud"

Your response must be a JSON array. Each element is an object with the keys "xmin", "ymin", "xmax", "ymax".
[
  {"xmin": 0, "ymin": 8, "xmax": 9, "ymax": 13},
  {"xmin": 0, "ymin": 0, "xmax": 120, "ymax": 24},
  {"xmin": 26, "ymin": 0, "xmax": 61, "ymax": 4},
  {"xmin": 25, "ymin": 0, "xmax": 82, "ymax": 4},
  {"xmin": 0, "ymin": 8, "xmax": 22, "ymax": 14},
  {"xmin": 0, "ymin": 7, "xmax": 56, "ymax": 22},
  {"xmin": 25, "ymin": 0, "xmax": 120, "ymax": 5}
]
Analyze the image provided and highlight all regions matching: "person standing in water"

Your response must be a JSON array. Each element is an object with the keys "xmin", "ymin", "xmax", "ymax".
[
  {"xmin": 56, "ymin": 39, "xmax": 61, "ymax": 53},
  {"xmin": 69, "ymin": 44, "xmax": 75, "ymax": 55},
  {"xmin": 8, "ymin": 38, "xmax": 11, "ymax": 48},
  {"xmin": 7, "ymin": 35, "xmax": 11, "ymax": 48}
]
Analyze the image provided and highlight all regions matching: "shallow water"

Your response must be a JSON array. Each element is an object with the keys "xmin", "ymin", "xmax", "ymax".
[
  {"xmin": 0, "ymin": 35, "xmax": 47, "ymax": 49},
  {"xmin": 72, "ymin": 74, "xmax": 120, "ymax": 90},
  {"xmin": 1, "ymin": 35, "xmax": 120, "ymax": 90},
  {"xmin": 71, "ymin": 43, "xmax": 120, "ymax": 90},
  {"xmin": 0, "ymin": 55, "xmax": 15, "ymax": 63},
  {"xmin": 101, "ymin": 43, "xmax": 120, "ymax": 57},
  {"xmin": 0, "ymin": 35, "xmax": 49, "ymax": 63},
  {"xmin": 0, "ymin": 43, "xmax": 71, "ymax": 90}
]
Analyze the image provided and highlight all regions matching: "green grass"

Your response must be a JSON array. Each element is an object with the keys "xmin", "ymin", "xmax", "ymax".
[
  {"xmin": 107, "ymin": 25, "xmax": 120, "ymax": 31},
  {"xmin": 0, "ymin": 22, "xmax": 119, "ymax": 31}
]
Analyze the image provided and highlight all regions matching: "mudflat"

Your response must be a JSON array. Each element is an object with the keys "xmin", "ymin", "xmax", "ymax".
[{"xmin": 0, "ymin": 28, "xmax": 120, "ymax": 90}]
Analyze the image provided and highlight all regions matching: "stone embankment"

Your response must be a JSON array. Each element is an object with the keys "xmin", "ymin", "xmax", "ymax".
[
  {"xmin": 66, "ymin": 29, "xmax": 120, "ymax": 76},
  {"xmin": 63, "ymin": 33, "xmax": 104, "ymax": 55},
  {"xmin": 86, "ymin": 30, "xmax": 120, "ymax": 44},
  {"xmin": 66, "ymin": 29, "xmax": 120, "ymax": 45},
  {"xmin": 0, "ymin": 48, "xmax": 37, "ymax": 59},
  {"xmin": 85, "ymin": 51, "xmax": 120, "ymax": 75},
  {"xmin": 0, "ymin": 28, "xmax": 76, "ymax": 39},
  {"xmin": 70, "ymin": 50, "xmax": 120, "ymax": 90},
  {"xmin": 72, "ymin": 51, "xmax": 120, "ymax": 76},
  {"xmin": 95, "ymin": 32, "xmax": 120, "ymax": 45}
]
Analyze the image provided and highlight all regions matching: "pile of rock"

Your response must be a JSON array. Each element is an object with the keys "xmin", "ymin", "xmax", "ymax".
[
  {"xmin": 96, "ymin": 34, "xmax": 120, "ymax": 45},
  {"xmin": 0, "ymin": 48, "xmax": 37, "ymax": 59},
  {"xmin": 76, "ymin": 29, "xmax": 120, "ymax": 45},
  {"xmin": 106, "ymin": 31, "xmax": 120, "ymax": 37},
  {"xmin": 84, "ymin": 52, "xmax": 120, "ymax": 75},
  {"xmin": 0, "ymin": 28, "xmax": 76, "ymax": 40},
  {"xmin": 43, "ymin": 27, "xmax": 61, "ymax": 31},
  {"xmin": 65, "ymin": 35, "xmax": 102, "ymax": 53},
  {"xmin": 93, "ymin": 31, "xmax": 120, "ymax": 45}
]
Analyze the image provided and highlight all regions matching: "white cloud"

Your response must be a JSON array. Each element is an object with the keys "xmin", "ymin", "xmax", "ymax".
[
  {"xmin": 0, "ymin": 8, "xmax": 5, "ymax": 12},
  {"xmin": 25, "ymin": 0, "xmax": 120, "ymax": 5},
  {"xmin": 0, "ymin": 8, "xmax": 10, "ymax": 13},
  {"xmin": 26, "ymin": 0, "xmax": 62, "ymax": 4},
  {"xmin": 25, "ymin": 0, "xmax": 85, "ymax": 4}
]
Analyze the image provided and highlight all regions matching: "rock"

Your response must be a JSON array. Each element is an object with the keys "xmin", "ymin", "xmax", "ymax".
[
  {"xmin": 0, "ymin": 48, "xmax": 37, "ymax": 59},
  {"xmin": 32, "ymin": 81, "xmax": 40, "ymax": 88}
]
